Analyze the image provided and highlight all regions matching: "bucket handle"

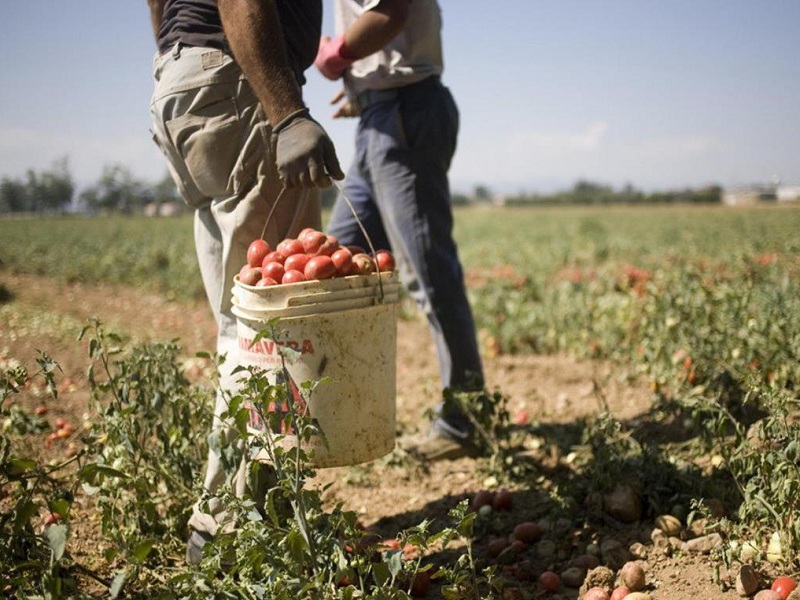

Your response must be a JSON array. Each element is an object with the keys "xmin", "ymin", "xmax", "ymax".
[{"xmin": 258, "ymin": 181, "xmax": 387, "ymax": 303}]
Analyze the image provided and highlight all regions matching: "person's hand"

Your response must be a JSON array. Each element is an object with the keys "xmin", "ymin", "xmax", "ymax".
[
  {"xmin": 315, "ymin": 35, "xmax": 356, "ymax": 81},
  {"xmin": 271, "ymin": 109, "xmax": 344, "ymax": 188},
  {"xmin": 330, "ymin": 89, "xmax": 360, "ymax": 119}
]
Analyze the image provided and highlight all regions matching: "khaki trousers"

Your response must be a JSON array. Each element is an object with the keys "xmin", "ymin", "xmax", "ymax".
[{"xmin": 150, "ymin": 44, "xmax": 321, "ymax": 535}]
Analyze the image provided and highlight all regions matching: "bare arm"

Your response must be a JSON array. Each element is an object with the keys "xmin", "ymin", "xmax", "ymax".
[
  {"xmin": 343, "ymin": 0, "xmax": 410, "ymax": 59},
  {"xmin": 217, "ymin": 0, "xmax": 305, "ymax": 126},
  {"xmin": 147, "ymin": 0, "xmax": 166, "ymax": 42}
]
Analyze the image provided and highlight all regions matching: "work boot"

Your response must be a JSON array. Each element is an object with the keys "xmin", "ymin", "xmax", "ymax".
[{"xmin": 185, "ymin": 529, "xmax": 214, "ymax": 565}]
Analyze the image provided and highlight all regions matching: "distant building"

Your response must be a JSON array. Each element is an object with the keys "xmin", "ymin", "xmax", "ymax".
[
  {"xmin": 722, "ymin": 184, "xmax": 776, "ymax": 206},
  {"xmin": 776, "ymin": 185, "xmax": 800, "ymax": 203}
]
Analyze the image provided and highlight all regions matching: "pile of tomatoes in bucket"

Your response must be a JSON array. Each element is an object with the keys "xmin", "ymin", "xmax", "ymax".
[{"xmin": 238, "ymin": 228, "xmax": 396, "ymax": 288}]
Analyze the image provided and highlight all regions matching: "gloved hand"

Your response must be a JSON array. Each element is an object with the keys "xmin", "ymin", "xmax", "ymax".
[
  {"xmin": 271, "ymin": 109, "xmax": 344, "ymax": 188},
  {"xmin": 315, "ymin": 35, "xmax": 356, "ymax": 81}
]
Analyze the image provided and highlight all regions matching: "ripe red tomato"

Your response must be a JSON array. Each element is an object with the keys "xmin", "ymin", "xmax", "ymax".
[
  {"xmin": 305, "ymin": 255, "xmax": 337, "ymax": 280},
  {"xmin": 773, "ymin": 576, "xmax": 797, "ymax": 600},
  {"xmin": 239, "ymin": 265, "xmax": 262, "ymax": 286},
  {"xmin": 331, "ymin": 248, "xmax": 354, "ymax": 274},
  {"xmin": 284, "ymin": 253, "xmax": 311, "ymax": 273},
  {"xmin": 409, "ymin": 570, "xmax": 431, "ymax": 597},
  {"xmin": 43, "ymin": 512, "xmax": 62, "ymax": 527},
  {"xmin": 276, "ymin": 238, "xmax": 304, "ymax": 259},
  {"xmin": 247, "ymin": 239, "xmax": 271, "ymax": 267},
  {"xmin": 282, "ymin": 270, "xmax": 306, "ymax": 284},
  {"xmin": 262, "ymin": 261, "xmax": 285, "ymax": 283},
  {"xmin": 262, "ymin": 251, "xmax": 284, "ymax": 266},
  {"xmin": 255, "ymin": 277, "xmax": 278, "ymax": 287},
  {"xmin": 511, "ymin": 522, "xmax": 542, "ymax": 544},
  {"xmin": 538, "ymin": 571, "xmax": 559, "ymax": 592},
  {"xmin": 316, "ymin": 234, "xmax": 340, "ymax": 257},
  {"xmin": 470, "ymin": 489, "xmax": 494, "ymax": 511},
  {"xmin": 610, "ymin": 587, "xmax": 630, "ymax": 600},
  {"xmin": 492, "ymin": 488, "xmax": 513, "ymax": 511},
  {"xmin": 298, "ymin": 227, "xmax": 317, "ymax": 240},
  {"xmin": 374, "ymin": 249, "xmax": 395, "ymax": 272},
  {"xmin": 301, "ymin": 230, "xmax": 327, "ymax": 254}
]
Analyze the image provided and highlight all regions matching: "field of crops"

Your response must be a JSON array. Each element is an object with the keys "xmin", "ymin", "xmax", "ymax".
[{"xmin": 2, "ymin": 203, "xmax": 800, "ymax": 598}]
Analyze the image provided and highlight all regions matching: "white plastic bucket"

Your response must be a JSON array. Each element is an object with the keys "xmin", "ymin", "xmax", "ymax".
[{"xmin": 231, "ymin": 271, "xmax": 398, "ymax": 467}]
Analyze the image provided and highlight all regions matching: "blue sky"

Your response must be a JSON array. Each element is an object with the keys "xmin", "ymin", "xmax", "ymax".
[{"xmin": 1, "ymin": 1, "xmax": 798, "ymax": 195}]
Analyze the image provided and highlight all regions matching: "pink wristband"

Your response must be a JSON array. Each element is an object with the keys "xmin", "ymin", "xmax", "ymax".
[{"xmin": 315, "ymin": 35, "xmax": 356, "ymax": 81}]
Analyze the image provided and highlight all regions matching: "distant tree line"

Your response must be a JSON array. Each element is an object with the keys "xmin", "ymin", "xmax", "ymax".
[
  {"xmin": 0, "ymin": 157, "xmax": 182, "ymax": 215},
  {"xmin": 453, "ymin": 180, "xmax": 722, "ymax": 206},
  {"xmin": 2, "ymin": 161, "xmax": 722, "ymax": 216}
]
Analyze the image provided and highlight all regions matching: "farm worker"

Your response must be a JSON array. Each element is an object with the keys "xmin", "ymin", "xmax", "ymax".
[
  {"xmin": 315, "ymin": 0, "xmax": 485, "ymax": 460},
  {"xmin": 147, "ymin": 0, "xmax": 343, "ymax": 564}
]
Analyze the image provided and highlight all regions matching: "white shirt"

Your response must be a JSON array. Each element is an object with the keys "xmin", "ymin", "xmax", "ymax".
[{"xmin": 335, "ymin": 0, "xmax": 444, "ymax": 95}]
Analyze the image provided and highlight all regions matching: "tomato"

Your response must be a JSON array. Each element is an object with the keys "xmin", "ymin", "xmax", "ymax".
[
  {"xmin": 262, "ymin": 261, "xmax": 285, "ymax": 283},
  {"xmin": 305, "ymin": 255, "xmax": 337, "ymax": 280},
  {"xmin": 301, "ymin": 230, "xmax": 327, "ymax": 254},
  {"xmin": 298, "ymin": 227, "xmax": 317, "ymax": 240},
  {"xmin": 583, "ymin": 588, "xmax": 610, "ymax": 600},
  {"xmin": 610, "ymin": 587, "xmax": 629, "ymax": 600},
  {"xmin": 43, "ymin": 512, "xmax": 62, "ymax": 526},
  {"xmin": 470, "ymin": 489, "xmax": 494, "ymax": 511},
  {"xmin": 492, "ymin": 488, "xmax": 513, "ymax": 511},
  {"xmin": 262, "ymin": 251, "xmax": 284, "ymax": 266},
  {"xmin": 772, "ymin": 576, "xmax": 797, "ymax": 600},
  {"xmin": 284, "ymin": 253, "xmax": 311, "ymax": 273},
  {"xmin": 247, "ymin": 239, "xmax": 271, "ymax": 267},
  {"xmin": 331, "ymin": 248, "xmax": 353, "ymax": 273},
  {"xmin": 511, "ymin": 521, "xmax": 542, "ymax": 544},
  {"xmin": 538, "ymin": 571, "xmax": 560, "ymax": 592},
  {"xmin": 352, "ymin": 253, "xmax": 376, "ymax": 275},
  {"xmin": 34, "ymin": 406, "xmax": 48, "ymax": 416},
  {"xmin": 282, "ymin": 270, "xmax": 306, "ymax": 284},
  {"xmin": 255, "ymin": 277, "xmax": 278, "ymax": 287},
  {"xmin": 276, "ymin": 238, "xmax": 304, "ymax": 259},
  {"xmin": 316, "ymin": 234, "xmax": 340, "ymax": 257},
  {"xmin": 374, "ymin": 249, "xmax": 395, "ymax": 272},
  {"xmin": 409, "ymin": 570, "xmax": 431, "ymax": 597},
  {"xmin": 239, "ymin": 265, "xmax": 262, "ymax": 286}
]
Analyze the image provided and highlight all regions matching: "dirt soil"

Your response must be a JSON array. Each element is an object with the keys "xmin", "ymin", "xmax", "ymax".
[{"xmin": 0, "ymin": 272, "xmax": 744, "ymax": 599}]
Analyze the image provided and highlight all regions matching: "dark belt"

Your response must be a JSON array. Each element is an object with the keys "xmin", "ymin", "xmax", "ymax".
[{"xmin": 356, "ymin": 75, "xmax": 441, "ymax": 111}]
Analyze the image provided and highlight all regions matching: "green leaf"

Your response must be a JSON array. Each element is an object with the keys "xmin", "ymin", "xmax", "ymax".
[
  {"xmin": 13, "ymin": 500, "xmax": 38, "ymax": 533},
  {"xmin": 6, "ymin": 457, "xmax": 36, "ymax": 477},
  {"xmin": 132, "ymin": 539, "xmax": 156, "ymax": 563}
]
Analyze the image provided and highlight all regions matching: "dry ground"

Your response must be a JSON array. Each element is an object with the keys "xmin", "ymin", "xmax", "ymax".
[{"xmin": 0, "ymin": 272, "xmax": 743, "ymax": 599}]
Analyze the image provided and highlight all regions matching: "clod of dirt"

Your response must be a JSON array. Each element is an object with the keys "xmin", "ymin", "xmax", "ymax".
[
  {"xmin": 570, "ymin": 553, "xmax": 600, "ymax": 570},
  {"xmin": 754, "ymin": 591, "xmax": 782, "ymax": 600},
  {"xmin": 603, "ymin": 484, "xmax": 642, "ymax": 523},
  {"xmin": 654, "ymin": 514, "xmax": 682, "ymax": 537},
  {"xmin": 735, "ymin": 564, "xmax": 760, "ymax": 597},
  {"xmin": 683, "ymin": 532, "xmax": 723, "ymax": 554},
  {"xmin": 560, "ymin": 566, "xmax": 587, "ymax": 588},
  {"xmin": 600, "ymin": 539, "xmax": 630, "ymax": 570},
  {"xmin": 618, "ymin": 561, "xmax": 646, "ymax": 592},
  {"xmin": 623, "ymin": 593, "xmax": 651, "ymax": 600},
  {"xmin": 579, "ymin": 566, "xmax": 615, "ymax": 598}
]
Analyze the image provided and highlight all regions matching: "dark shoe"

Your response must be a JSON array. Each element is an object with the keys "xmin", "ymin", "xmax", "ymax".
[
  {"xmin": 401, "ymin": 422, "xmax": 479, "ymax": 461},
  {"xmin": 185, "ymin": 529, "xmax": 214, "ymax": 565}
]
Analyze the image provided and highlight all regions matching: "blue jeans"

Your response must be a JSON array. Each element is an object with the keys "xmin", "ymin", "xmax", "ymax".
[{"xmin": 327, "ymin": 77, "xmax": 483, "ymax": 432}]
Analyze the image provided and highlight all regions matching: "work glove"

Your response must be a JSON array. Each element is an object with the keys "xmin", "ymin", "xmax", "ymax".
[
  {"xmin": 271, "ymin": 108, "xmax": 344, "ymax": 188},
  {"xmin": 315, "ymin": 35, "xmax": 356, "ymax": 81}
]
